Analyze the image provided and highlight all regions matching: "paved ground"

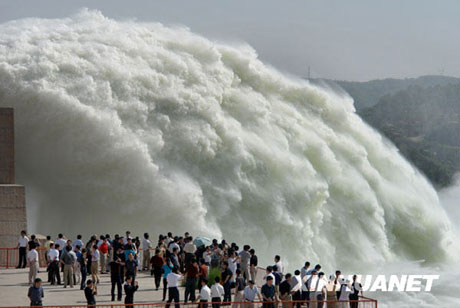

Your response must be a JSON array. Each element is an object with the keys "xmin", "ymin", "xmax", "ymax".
[
  {"xmin": 0, "ymin": 267, "xmax": 267, "ymax": 307},
  {"xmin": 0, "ymin": 268, "xmax": 180, "ymax": 307}
]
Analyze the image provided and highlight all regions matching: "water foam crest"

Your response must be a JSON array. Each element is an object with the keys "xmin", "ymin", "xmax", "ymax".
[{"xmin": 0, "ymin": 10, "xmax": 454, "ymax": 269}]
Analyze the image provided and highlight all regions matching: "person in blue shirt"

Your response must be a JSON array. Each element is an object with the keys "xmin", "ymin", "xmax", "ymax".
[
  {"xmin": 28, "ymin": 278, "xmax": 44, "ymax": 306},
  {"xmin": 162, "ymin": 258, "xmax": 174, "ymax": 301}
]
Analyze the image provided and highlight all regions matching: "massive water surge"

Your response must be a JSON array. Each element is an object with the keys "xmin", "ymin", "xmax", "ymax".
[{"xmin": 0, "ymin": 11, "xmax": 458, "ymax": 306}]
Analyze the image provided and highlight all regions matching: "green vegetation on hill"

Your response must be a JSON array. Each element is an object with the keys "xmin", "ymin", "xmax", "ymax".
[
  {"xmin": 360, "ymin": 83, "xmax": 460, "ymax": 187},
  {"xmin": 336, "ymin": 75, "xmax": 460, "ymax": 110},
  {"xmin": 311, "ymin": 75, "xmax": 460, "ymax": 187}
]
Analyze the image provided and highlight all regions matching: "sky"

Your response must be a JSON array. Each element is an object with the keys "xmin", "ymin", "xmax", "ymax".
[{"xmin": 0, "ymin": 0, "xmax": 459, "ymax": 81}]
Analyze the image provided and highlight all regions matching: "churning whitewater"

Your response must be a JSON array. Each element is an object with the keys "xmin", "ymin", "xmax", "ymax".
[{"xmin": 0, "ymin": 10, "xmax": 454, "ymax": 271}]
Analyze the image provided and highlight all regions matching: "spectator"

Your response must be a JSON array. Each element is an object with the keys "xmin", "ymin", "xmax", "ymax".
[
  {"xmin": 166, "ymin": 267, "xmax": 182, "ymax": 308},
  {"xmin": 350, "ymin": 275, "xmax": 363, "ymax": 308},
  {"xmin": 27, "ymin": 242, "xmax": 39, "ymax": 285},
  {"xmin": 142, "ymin": 233, "xmax": 153, "ymax": 271},
  {"xmin": 184, "ymin": 258, "xmax": 199, "ymax": 303},
  {"xmin": 48, "ymin": 243, "xmax": 61, "ymax": 285},
  {"xmin": 91, "ymin": 245, "xmax": 100, "ymax": 284},
  {"xmin": 243, "ymin": 280, "xmax": 262, "ymax": 308},
  {"xmin": 233, "ymin": 269, "xmax": 246, "ymax": 308},
  {"xmin": 162, "ymin": 258, "xmax": 174, "ymax": 301},
  {"xmin": 279, "ymin": 273, "xmax": 292, "ymax": 308},
  {"xmin": 84, "ymin": 279, "xmax": 97, "ymax": 307},
  {"xmin": 211, "ymin": 277, "xmax": 225, "ymax": 308},
  {"xmin": 72, "ymin": 235, "xmax": 84, "ymax": 251},
  {"xmin": 150, "ymin": 248, "xmax": 165, "ymax": 290},
  {"xmin": 196, "ymin": 278, "xmax": 211, "ymax": 308},
  {"xmin": 124, "ymin": 276, "xmax": 139, "ymax": 305},
  {"xmin": 98, "ymin": 237, "xmax": 109, "ymax": 274},
  {"xmin": 27, "ymin": 278, "xmax": 44, "ymax": 306},
  {"xmin": 109, "ymin": 256, "xmax": 124, "ymax": 301},
  {"xmin": 125, "ymin": 252, "xmax": 138, "ymax": 283},
  {"xmin": 78, "ymin": 248, "xmax": 88, "ymax": 290},
  {"xmin": 249, "ymin": 249, "xmax": 258, "ymax": 282},
  {"xmin": 261, "ymin": 276, "xmax": 277, "ymax": 308},
  {"xmin": 17, "ymin": 230, "xmax": 29, "ymax": 268},
  {"xmin": 61, "ymin": 245, "xmax": 75, "ymax": 288}
]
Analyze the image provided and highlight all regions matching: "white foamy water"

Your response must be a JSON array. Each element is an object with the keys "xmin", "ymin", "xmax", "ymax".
[{"xmin": 0, "ymin": 10, "xmax": 458, "ymax": 307}]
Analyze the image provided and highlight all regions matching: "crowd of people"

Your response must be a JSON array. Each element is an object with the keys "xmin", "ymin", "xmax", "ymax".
[{"xmin": 18, "ymin": 230, "xmax": 364, "ymax": 308}]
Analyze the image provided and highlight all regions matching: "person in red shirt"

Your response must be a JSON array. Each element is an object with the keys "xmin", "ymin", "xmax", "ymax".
[
  {"xmin": 184, "ymin": 258, "xmax": 200, "ymax": 303},
  {"xmin": 98, "ymin": 237, "xmax": 109, "ymax": 274},
  {"xmin": 150, "ymin": 248, "xmax": 165, "ymax": 290},
  {"xmin": 198, "ymin": 258, "xmax": 208, "ymax": 291}
]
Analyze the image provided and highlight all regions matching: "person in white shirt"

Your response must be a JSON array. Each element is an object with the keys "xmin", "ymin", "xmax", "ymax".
[
  {"xmin": 142, "ymin": 233, "xmax": 153, "ymax": 271},
  {"xmin": 72, "ymin": 235, "xmax": 84, "ymax": 250},
  {"xmin": 17, "ymin": 230, "xmax": 29, "ymax": 268},
  {"xmin": 264, "ymin": 266, "xmax": 276, "ymax": 286},
  {"xmin": 304, "ymin": 264, "xmax": 321, "ymax": 303},
  {"xmin": 211, "ymin": 277, "xmax": 225, "ymax": 308},
  {"xmin": 314, "ymin": 272, "xmax": 328, "ymax": 308},
  {"xmin": 228, "ymin": 251, "xmax": 239, "ymax": 282},
  {"xmin": 203, "ymin": 246, "xmax": 212, "ymax": 265},
  {"xmin": 290, "ymin": 270, "xmax": 303, "ymax": 308},
  {"xmin": 47, "ymin": 243, "xmax": 61, "ymax": 285},
  {"xmin": 244, "ymin": 280, "xmax": 262, "ymax": 308},
  {"xmin": 123, "ymin": 231, "xmax": 132, "ymax": 245},
  {"xmin": 166, "ymin": 267, "xmax": 182, "ymax": 308},
  {"xmin": 196, "ymin": 278, "xmax": 211, "ymax": 308},
  {"xmin": 91, "ymin": 245, "xmax": 100, "ymax": 284},
  {"xmin": 183, "ymin": 236, "xmax": 197, "ymax": 265},
  {"xmin": 165, "ymin": 233, "xmax": 174, "ymax": 247},
  {"xmin": 274, "ymin": 255, "xmax": 284, "ymax": 276},
  {"xmin": 27, "ymin": 243, "xmax": 39, "ymax": 285},
  {"xmin": 300, "ymin": 262, "xmax": 310, "ymax": 280},
  {"xmin": 168, "ymin": 240, "xmax": 180, "ymax": 254},
  {"xmin": 55, "ymin": 234, "xmax": 67, "ymax": 252},
  {"xmin": 337, "ymin": 279, "xmax": 351, "ymax": 308}
]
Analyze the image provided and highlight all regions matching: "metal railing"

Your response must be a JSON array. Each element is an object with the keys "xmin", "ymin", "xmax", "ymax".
[
  {"xmin": 0, "ymin": 247, "xmax": 49, "ymax": 268},
  {"xmin": 0, "ymin": 299, "xmax": 377, "ymax": 308}
]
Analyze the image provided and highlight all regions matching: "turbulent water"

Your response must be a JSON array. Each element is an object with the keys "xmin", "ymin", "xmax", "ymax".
[{"xmin": 0, "ymin": 11, "xmax": 458, "ymax": 306}]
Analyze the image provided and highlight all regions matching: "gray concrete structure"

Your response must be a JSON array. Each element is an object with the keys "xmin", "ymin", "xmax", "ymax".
[{"xmin": 0, "ymin": 108, "xmax": 27, "ymax": 248}]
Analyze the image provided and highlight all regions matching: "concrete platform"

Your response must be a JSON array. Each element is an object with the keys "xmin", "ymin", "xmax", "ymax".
[{"xmin": 0, "ymin": 268, "xmax": 175, "ymax": 306}]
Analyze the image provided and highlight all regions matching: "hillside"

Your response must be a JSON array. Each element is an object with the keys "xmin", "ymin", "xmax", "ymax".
[
  {"xmin": 336, "ymin": 75, "xmax": 460, "ymax": 110},
  {"xmin": 356, "ymin": 81, "xmax": 460, "ymax": 187},
  {"xmin": 311, "ymin": 76, "xmax": 460, "ymax": 187}
]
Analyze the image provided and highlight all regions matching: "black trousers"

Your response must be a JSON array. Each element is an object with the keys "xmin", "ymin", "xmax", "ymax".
[
  {"xmin": 212, "ymin": 297, "xmax": 221, "ymax": 308},
  {"xmin": 166, "ymin": 287, "xmax": 180, "ymax": 308},
  {"xmin": 50, "ymin": 261, "xmax": 61, "ymax": 285},
  {"xmin": 18, "ymin": 247, "xmax": 27, "ymax": 268},
  {"xmin": 184, "ymin": 277, "xmax": 197, "ymax": 302},
  {"xmin": 111, "ymin": 275, "xmax": 123, "ymax": 300},
  {"xmin": 293, "ymin": 290, "xmax": 302, "ymax": 308},
  {"xmin": 263, "ymin": 303, "xmax": 275, "ymax": 308},
  {"xmin": 81, "ymin": 267, "xmax": 87, "ymax": 289},
  {"xmin": 198, "ymin": 299, "xmax": 208, "ymax": 308},
  {"xmin": 30, "ymin": 301, "xmax": 42, "ymax": 306},
  {"xmin": 349, "ymin": 295, "xmax": 359, "ymax": 308},
  {"xmin": 162, "ymin": 278, "xmax": 168, "ymax": 300},
  {"xmin": 152, "ymin": 266, "xmax": 162, "ymax": 289}
]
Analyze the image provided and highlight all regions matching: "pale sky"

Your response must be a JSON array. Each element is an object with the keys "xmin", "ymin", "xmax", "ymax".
[{"xmin": 1, "ymin": 0, "xmax": 459, "ymax": 81}]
